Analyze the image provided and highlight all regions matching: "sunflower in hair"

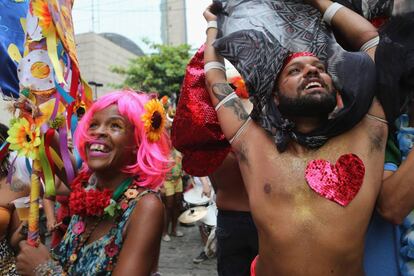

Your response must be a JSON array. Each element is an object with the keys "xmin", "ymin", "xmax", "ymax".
[{"xmin": 141, "ymin": 99, "xmax": 166, "ymax": 142}]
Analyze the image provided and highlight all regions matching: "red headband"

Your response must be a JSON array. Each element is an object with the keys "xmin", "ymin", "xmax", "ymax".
[{"xmin": 283, "ymin": 51, "xmax": 316, "ymax": 68}]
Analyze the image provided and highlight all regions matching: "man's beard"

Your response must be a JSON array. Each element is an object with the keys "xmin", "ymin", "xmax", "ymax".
[{"xmin": 277, "ymin": 91, "xmax": 337, "ymax": 118}]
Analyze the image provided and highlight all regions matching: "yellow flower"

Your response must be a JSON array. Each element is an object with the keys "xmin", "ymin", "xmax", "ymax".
[
  {"xmin": 7, "ymin": 118, "xmax": 41, "ymax": 160},
  {"xmin": 141, "ymin": 99, "xmax": 166, "ymax": 142},
  {"xmin": 31, "ymin": 0, "xmax": 55, "ymax": 36}
]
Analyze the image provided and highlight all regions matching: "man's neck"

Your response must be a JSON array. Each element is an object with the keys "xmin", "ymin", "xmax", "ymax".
[
  {"xmin": 284, "ymin": 115, "xmax": 327, "ymax": 155},
  {"xmin": 288, "ymin": 116, "xmax": 326, "ymax": 133}
]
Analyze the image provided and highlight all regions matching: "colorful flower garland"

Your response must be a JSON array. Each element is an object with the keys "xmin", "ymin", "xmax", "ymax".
[{"xmin": 68, "ymin": 171, "xmax": 133, "ymax": 217}]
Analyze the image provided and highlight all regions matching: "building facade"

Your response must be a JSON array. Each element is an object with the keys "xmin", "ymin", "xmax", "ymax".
[
  {"xmin": 76, "ymin": 32, "xmax": 143, "ymax": 99},
  {"xmin": 160, "ymin": 0, "xmax": 187, "ymax": 45}
]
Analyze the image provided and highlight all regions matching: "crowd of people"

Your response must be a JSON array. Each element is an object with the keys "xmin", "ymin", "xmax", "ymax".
[{"xmin": 0, "ymin": 0, "xmax": 413, "ymax": 275}]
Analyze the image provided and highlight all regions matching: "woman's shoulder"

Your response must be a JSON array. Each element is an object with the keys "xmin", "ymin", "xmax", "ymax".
[
  {"xmin": 124, "ymin": 190, "xmax": 163, "ymax": 235},
  {"xmin": 133, "ymin": 190, "xmax": 163, "ymax": 213}
]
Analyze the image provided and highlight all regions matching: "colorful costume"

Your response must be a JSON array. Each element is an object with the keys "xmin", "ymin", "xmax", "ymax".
[
  {"xmin": 52, "ymin": 188, "xmax": 154, "ymax": 275},
  {"xmin": 162, "ymin": 149, "xmax": 183, "ymax": 196}
]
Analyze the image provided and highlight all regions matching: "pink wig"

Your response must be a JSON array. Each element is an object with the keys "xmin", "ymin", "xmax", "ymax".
[{"xmin": 74, "ymin": 90, "xmax": 171, "ymax": 190}]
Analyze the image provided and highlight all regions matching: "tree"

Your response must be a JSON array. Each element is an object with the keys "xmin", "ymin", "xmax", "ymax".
[{"xmin": 111, "ymin": 43, "xmax": 191, "ymax": 98}]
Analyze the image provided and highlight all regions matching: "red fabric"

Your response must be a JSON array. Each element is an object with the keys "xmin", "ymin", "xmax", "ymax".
[
  {"xmin": 51, "ymin": 195, "xmax": 69, "ymax": 248},
  {"xmin": 370, "ymin": 16, "xmax": 388, "ymax": 28},
  {"xmin": 283, "ymin": 51, "xmax": 316, "ymax": 68},
  {"xmin": 67, "ymin": 64, "xmax": 80, "ymax": 130},
  {"xmin": 250, "ymin": 255, "xmax": 258, "ymax": 276},
  {"xmin": 171, "ymin": 45, "xmax": 231, "ymax": 176},
  {"xmin": 0, "ymin": 143, "xmax": 10, "ymax": 162}
]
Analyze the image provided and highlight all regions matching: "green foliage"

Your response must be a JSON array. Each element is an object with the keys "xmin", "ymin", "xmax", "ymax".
[{"xmin": 111, "ymin": 43, "xmax": 191, "ymax": 98}]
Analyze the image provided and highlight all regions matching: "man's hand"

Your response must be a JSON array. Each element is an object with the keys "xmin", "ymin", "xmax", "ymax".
[
  {"xmin": 46, "ymin": 218, "xmax": 57, "ymax": 232},
  {"xmin": 203, "ymin": 4, "xmax": 218, "ymax": 22}
]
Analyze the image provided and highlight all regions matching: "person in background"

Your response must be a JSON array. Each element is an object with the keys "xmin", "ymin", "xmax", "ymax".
[
  {"xmin": 0, "ymin": 123, "xmax": 30, "ymax": 275},
  {"xmin": 161, "ymin": 109, "xmax": 184, "ymax": 242}
]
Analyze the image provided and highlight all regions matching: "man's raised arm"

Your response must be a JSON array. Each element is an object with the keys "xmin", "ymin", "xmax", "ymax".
[
  {"xmin": 307, "ymin": 0, "xmax": 379, "ymax": 60},
  {"xmin": 203, "ymin": 5, "xmax": 250, "ymax": 146}
]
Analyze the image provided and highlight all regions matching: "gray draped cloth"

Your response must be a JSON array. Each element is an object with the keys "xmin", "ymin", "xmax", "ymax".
[{"xmin": 213, "ymin": 0, "xmax": 391, "ymax": 151}]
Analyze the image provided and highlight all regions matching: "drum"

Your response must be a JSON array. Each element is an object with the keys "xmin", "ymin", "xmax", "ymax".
[
  {"xmin": 183, "ymin": 186, "xmax": 210, "ymax": 206},
  {"xmin": 200, "ymin": 203, "xmax": 217, "ymax": 227},
  {"xmin": 178, "ymin": 206, "xmax": 208, "ymax": 224}
]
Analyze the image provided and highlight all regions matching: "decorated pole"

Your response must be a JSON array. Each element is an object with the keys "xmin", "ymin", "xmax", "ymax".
[
  {"xmin": 27, "ymin": 160, "xmax": 42, "ymax": 246},
  {"xmin": 4, "ymin": 0, "xmax": 91, "ymax": 246}
]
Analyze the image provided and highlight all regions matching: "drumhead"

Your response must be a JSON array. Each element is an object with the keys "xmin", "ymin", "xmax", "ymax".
[
  {"xmin": 201, "ymin": 203, "xmax": 217, "ymax": 226},
  {"xmin": 183, "ymin": 187, "xmax": 210, "ymax": 206}
]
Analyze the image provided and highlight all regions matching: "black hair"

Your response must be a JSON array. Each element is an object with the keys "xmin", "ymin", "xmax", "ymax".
[{"xmin": 0, "ymin": 123, "xmax": 9, "ymax": 178}]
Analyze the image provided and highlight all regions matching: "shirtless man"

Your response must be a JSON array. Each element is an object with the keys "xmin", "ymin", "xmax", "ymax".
[
  {"xmin": 203, "ymin": 0, "xmax": 387, "ymax": 275},
  {"xmin": 209, "ymin": 152, "xmax": 258, "ymax": 276}
]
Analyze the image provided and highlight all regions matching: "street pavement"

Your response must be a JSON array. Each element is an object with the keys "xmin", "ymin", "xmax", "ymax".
[{"xmin": 158, "ymin": 224, "xmax": 217, "ymax": 276}]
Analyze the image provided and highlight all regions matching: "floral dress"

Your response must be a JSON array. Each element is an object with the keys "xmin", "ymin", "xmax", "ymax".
[{"xmin": 52, "ymin": 190, "xmax": 153, "ymax": 275}]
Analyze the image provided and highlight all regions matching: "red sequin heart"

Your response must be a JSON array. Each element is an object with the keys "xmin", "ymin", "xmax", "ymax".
[{"xmin": 305, "ymin": 154, "xmax": 365, "ymax": 206}]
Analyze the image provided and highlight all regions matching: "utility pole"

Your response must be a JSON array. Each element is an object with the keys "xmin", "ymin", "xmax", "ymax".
[{"xmin": 91, "ymin": 0, "xmax": 95, "ymax": 32}]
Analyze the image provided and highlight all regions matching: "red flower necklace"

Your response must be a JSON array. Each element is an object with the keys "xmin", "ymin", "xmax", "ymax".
[
  {"xmin": 66, "ymin": 172, "xmax": 140, "ymax": 272},
  {"xmin": 68, "ymin": 171, "xmax": 132, "ymax": 217}
]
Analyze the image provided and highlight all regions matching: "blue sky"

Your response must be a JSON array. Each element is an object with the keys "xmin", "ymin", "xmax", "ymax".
[{"xmin": 72, "ymin": 0, "xmax": 211, "ymax": 53}]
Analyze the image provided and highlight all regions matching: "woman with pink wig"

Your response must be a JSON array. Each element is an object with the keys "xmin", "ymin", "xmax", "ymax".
[{"xmin": 16, "ymin": 90, "xmax": 170, "ymax": 275}]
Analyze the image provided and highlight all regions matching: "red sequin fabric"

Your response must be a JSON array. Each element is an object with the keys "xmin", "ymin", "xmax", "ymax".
[
  {"xmin": 171, "ymin": 45, "xmax": 231, "ymax": 176},
  {"xmin": 304, "ymin": 153, "xmax": 365, "ymax": 206}
]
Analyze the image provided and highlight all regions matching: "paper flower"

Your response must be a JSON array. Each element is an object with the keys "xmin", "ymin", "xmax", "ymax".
[
  {"xmin": 229, "ymin": 76, "xmax": 249, "ymax": 99},
  {"xmin": 120, "ymin": 201, "xmax": 129, "ymax": 211},
  {"xmin": 7, "ymin": 118, "xmax": 41, "ymax": 160},
  {"xmin": 141, "ymin": 99, "xmax": 166, "ymax": 142},
  {"xmin": 73, "ymin": 221, "xmax": 85, "ymax": 235},
  {"xmin": 31, "ymin": 0, "xmax": 55, "ymax": 36},
  {"xmin": 105, "ymin": 240, "xmax": 120, "ymax": 258},
  {"xmin": 124, "ymin": 189, "xmax": 138, "ymax": 199}
]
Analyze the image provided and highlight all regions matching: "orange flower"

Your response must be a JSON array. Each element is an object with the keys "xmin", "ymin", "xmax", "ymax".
[
  {"xmin": 31, "ymin": 0, "xmax": 55, "ymax": 36},
  {"xmin": 229, "ymin": 76, "xmax": 249, "ymax": 99}
]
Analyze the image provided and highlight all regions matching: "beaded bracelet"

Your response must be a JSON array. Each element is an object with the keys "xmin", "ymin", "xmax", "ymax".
[{"xmin": 34, "ymin": 259, "xmax": 66, "ymax": 276}]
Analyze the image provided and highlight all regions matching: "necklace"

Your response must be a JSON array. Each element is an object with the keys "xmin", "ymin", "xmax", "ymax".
[
  {"xmin": 68, "ymin": 172, "xmax": 132, "ymax": 217},
  {"xmin": 65, "ymin": 176, "xmax": 137, "ymax": 272}
]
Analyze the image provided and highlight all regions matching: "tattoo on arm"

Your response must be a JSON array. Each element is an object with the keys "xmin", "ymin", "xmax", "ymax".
[{"xmin": 212, "ymin": 83, "xmax": 249, "ymax": 121}]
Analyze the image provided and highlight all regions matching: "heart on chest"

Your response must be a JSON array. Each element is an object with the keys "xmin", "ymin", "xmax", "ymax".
[{"xmin": 304, "ymin": 153, "xmax": 365, "ymax": 206}]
